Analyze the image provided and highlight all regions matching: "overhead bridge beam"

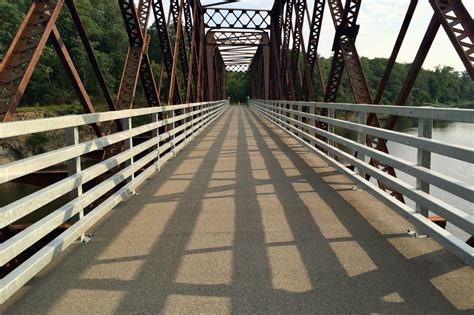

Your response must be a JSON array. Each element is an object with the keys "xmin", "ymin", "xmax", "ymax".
[{"xmin": 204, "ymin": 8, "xmax": 271, "ymax": 29}]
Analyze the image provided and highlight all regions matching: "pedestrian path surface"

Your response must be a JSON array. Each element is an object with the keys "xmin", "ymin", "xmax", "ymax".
[{"xmin": 1, "ymin": 106, "xmax": 473, "ymax": 313}]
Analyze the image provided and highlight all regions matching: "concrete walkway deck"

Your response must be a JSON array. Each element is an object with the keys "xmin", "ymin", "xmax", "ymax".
[{"xmin": 2, "ymin": 106, "xmax": 473, "ymax": 313}]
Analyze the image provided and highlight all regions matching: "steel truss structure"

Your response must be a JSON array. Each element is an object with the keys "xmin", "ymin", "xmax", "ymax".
[
  {"xmin": 4, "ymin": 1, "xmax": 469, "ymax": 121},
  {"xmin": 0, "ymin": 0, "xmax": 473, "ymax": 265}
]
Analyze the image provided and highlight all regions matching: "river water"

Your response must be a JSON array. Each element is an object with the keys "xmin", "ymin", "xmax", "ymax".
[
  {"xmin": 1, "ymin": 118, "xmax": 472, "ymax": 239},
  {"xmin": 387, "ymin": 119, "xmax": 473, "ymax": 240}
]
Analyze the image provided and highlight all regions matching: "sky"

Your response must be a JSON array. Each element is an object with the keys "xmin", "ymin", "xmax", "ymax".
[{"xmin": 199, "ymin": 0, "xmax": 474, "ymax": 72}]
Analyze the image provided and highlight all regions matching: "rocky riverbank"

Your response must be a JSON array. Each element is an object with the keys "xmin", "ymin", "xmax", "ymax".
[{"xmin": 0, "ymin": 110, "xmax": 96, "ymax": 164}]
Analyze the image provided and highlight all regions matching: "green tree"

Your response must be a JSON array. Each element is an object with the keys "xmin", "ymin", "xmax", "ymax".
[{"xmin": 226, "ymin": 72, "xmax": 250, "ymax": 102}]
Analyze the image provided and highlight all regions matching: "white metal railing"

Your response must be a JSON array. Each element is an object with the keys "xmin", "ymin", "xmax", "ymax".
[
  {"xmin": 250, "ymin": 99, "xmax": 473, "ymax": 266},
  {"xmin": 0, "ymin": 100, "xmax": 229, "ymax": 303}
]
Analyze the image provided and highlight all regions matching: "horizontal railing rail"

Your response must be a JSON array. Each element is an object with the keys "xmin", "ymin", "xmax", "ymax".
[
  {"xmin": 0, "ymin": 100, "xmax": 229, "ymax": 304},
  {"xmin": 250, "ymin": 99, "xmax": 473, "ymax": 266}
]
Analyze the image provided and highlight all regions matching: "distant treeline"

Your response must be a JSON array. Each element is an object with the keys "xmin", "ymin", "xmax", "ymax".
[
  {"xmin": 316, "ymin": 56, "xmax": 474, "ymax": 106},
  {"xmin": 228, "ymin": 57, "xmax": 474, "ymax": 105},
  {"xmin": 1, "ymin": 0, "xmax": 473, "ymax": 107}
]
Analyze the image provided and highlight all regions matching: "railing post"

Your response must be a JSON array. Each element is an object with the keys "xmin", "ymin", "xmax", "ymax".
[
  {"xmin": 152, "ymin": 112, "xmax": 161, "ymax": 171},
  {"xmin": 292, "ymin": 103, "xmax": 296, "ymax": 132},
  {"xmin": 123, "ymin": 117, "xmax": 135, "ymax": 194},
  {"xmin": 184, "ymin": 104, "xmax": 189, "ymax": 143},
  {"xmin": 276, "ymin": 102, "xmax": 280, "ymax": 126},
  {"xmin": 191, "ymin": 103, "xmax": 195, "ymax": 141},
  {"xmin": 271, "ymin": 101, "xmax": 275, "ymax": 123},
  {"xmin": 277, "ymin": 102, "xmax": 280, "ymax": 124},
  {"xmin": 277, "ymin": 102, "xmax": 281, "ymax": 125},
  {"xmin": 171, "ymin": 107, "xmax": 177, "ymax": 156},
  {"xmin": 328, "ymin": 107, "xmax": 335, "ymax": 158},
  {"xmin": 273, "ymin": 101, "xmax": 277, "ymax": 123},
  {"xmin": 196, "ymin": 104, "xmax": 201, "ymax": 132},
  {"xmin": 65, "ymin": 125, "xmax": 84, "ymax": 241},
  {"xmin": 416, "ymin": 118, "xmax": 433, "ymax": 217},
  {"xmin": 357, "ymin": 111, "xmax": 366, "ymax": 178},
  {"xmin": 310, "ymin": 105, "xmax": 316, "ymax": 147},
  {"xmin": 297, "ymin": 104, "xmax": 302, "ymax": 135},
  {"xmin": 203, "ymin": 103, "xmax": 206, "ymax": 130},
  {"xmin": 285, "ymin": 102, "xmax": 290, "ymax": 131}
]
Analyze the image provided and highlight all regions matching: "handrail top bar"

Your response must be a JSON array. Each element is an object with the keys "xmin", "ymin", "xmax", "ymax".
[
  {"xmin": 253, "ymin": 99, "xmax": 474, "ymax": 123},
  {"xmin": 0, "ymin": 100, "xmax": 226, "ymax": 139}
]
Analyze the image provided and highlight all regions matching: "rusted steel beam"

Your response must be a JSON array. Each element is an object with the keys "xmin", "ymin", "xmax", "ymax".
[
  {"xmin": 170, "ymin": 0, "xmax": 190, "ymax": 99},
  {"xmin": 323, "ymin": 0, "xmax": 346, "ymax": 103},
  {"xmin": 151, "ymin": 0, "xmax": 182, "ymax": 104},
  {"xmin": 137, "ymin": 1, "xmax": 161, "ymax": 108},
  {"xmin": 117, "ymin": 0, "xmax": 160, "ymax": 110},
  {"xmin": 50, "ymin": 27, "xmax": 102, "ymax": 136},
  {"xmin": 281, "ymin": 0, "xmax": 296, "ymax": 100},
  {"xmin": 211, "ymin": 31, "xmax": 265, "ymax": 46},
  {"xmin": 326, "ymin": 0, "xmax": 405, "ymax": 202},
  {"xmin": 204, "ymin": 8, "xmax": 271, "ymax": 30},
  {"xmin": 269, "ymin": 1, "xmax": 283, "ymax": 99},
  {"xmin": 184, "ymin": 0, "xmax": 198, "ymax": 102},
  {"xmin": 196, "ymin": 16, "xmax": 206, "ymax": 102},
  {"xmin": 292, "ymin": 0, "xmax": 315, "ymax": 101},
  {"xmin": 289, "ymin": 0, "xmax": 304, "ymax": 99},
  {"xmin": 116, "ymin": 0, "xmax": 144, "ymax": 110},
  {"xmin": 140, "ymin": 3, "xmax": 161, "ymax": 107},
  {"xmin": 307, "ymin": 0, "xmax": 326, "ymax": 93},
  {"xmin": 205, "ymin": 32, "xmax": 217, "ymax": 101},
  {"xmin": 0, "ymin": 0, "xmax": 63, "ymax": 122},
  {"xmin": 186, "ymin": 0, "xmax": 199, "ymax": 103},
  {"xmin": 384, "ymin": 0, "xmax": 473, "ymax": 131},
  {"xmin": 140, "ymin": 54, "xmax": 161, "ymax": 108},
  {"xmin": 263, "ymin": 34, "xmax": 271, "ymax": 99},
  {"xmin": 324, "ymin": 50, "xmax": 345, "ymax": 103},
  {"xmin": 249, "ymin": 32, "xmax": 271, "ymax": 99},
  {"xmin": 290, "ymin": 0, "xmax": 305, "ymax": 85},
  {"xmin": 430, "ymin": 0, "xmax": 474, "ymax": 79},
  {"xmin": 65, "ymin": 0, "xmax": 116, "ymax": 114},
  {"xmin": 169, "ymin": 0, "xmax": 186, "ymax": 105},
  {"xmin": 115, "ymin": 47, "xmax": 142, "ymax": 110},
  {"xmin": 184, "ymin": 0, "xmax": 193, "ymax": 50},
  {"xmin": 385, "ymin": 15, "xmax": 440, "ymax": 130},
  {"xmin": 218, "ymin": 53, "xmax": 226, "ymax": 99},
  {"xmin": 375, "ymin": 0, "xmax": 418, "ymax": 104},
  {"xmin": 137, "ymin": 0, "xmax": 151, "ymax": 32},
  {"xmin": 226, "ymin": 65, "xmax": 250, "ymax": 72}
]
